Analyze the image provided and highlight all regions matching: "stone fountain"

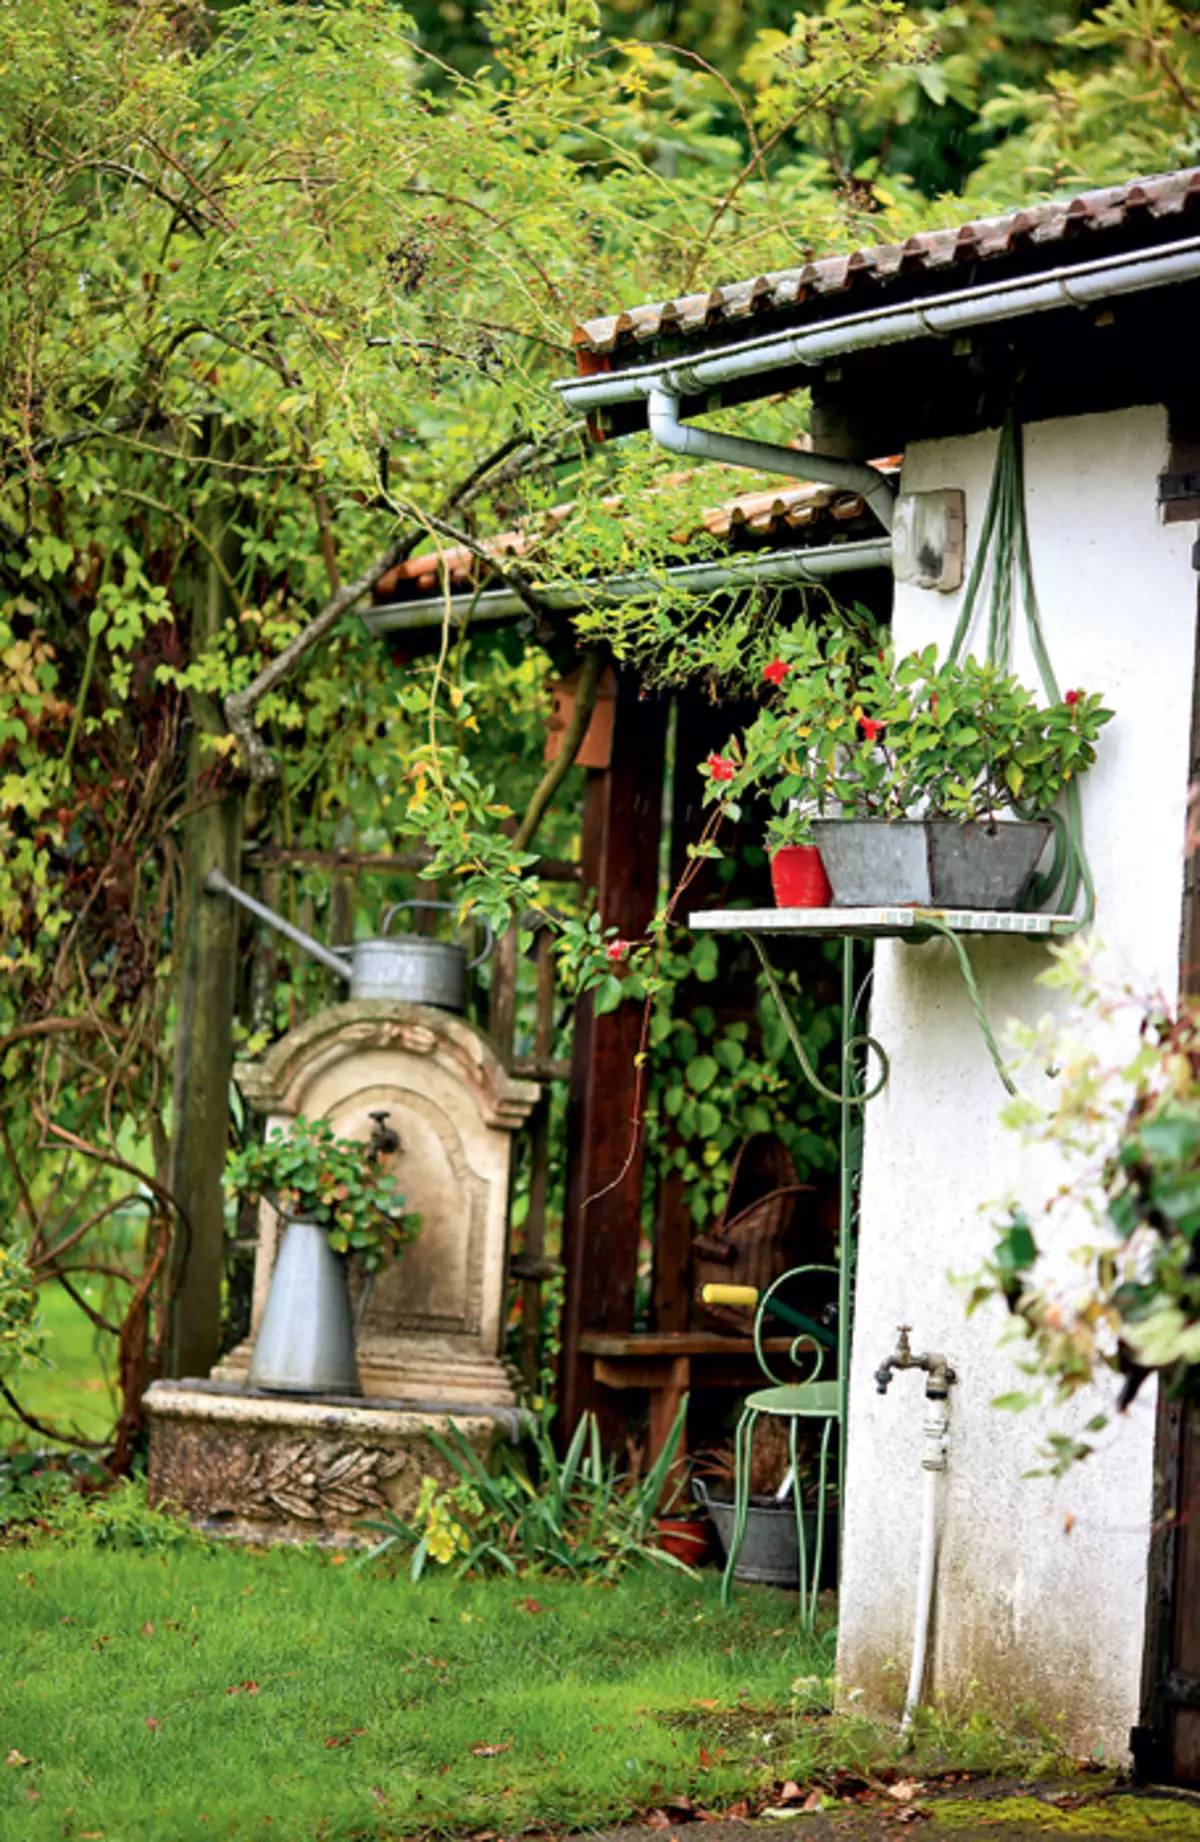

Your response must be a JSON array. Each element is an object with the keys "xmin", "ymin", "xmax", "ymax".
[{"xmin": 145, "ymin": 999, "xmax": 539, "ymax": 1542}]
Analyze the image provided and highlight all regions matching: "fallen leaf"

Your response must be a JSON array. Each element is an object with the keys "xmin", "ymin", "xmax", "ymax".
[
  {"xmin": 645, "ymin": 1813, "xmax": 672, "ymax": 1831},
  {"xmin": 778, "ymin": 1782, "xmax": 803, "ymax": 1804},
  {"xmin": 141, "ymin": 1621, "xmax": 155, "ymax": 1637},
  {"xmin": 517, "ymin": 1598, "xmax": 545, "ymax": 1614},
  {"xmin": 329, "ymin": 1554, "xmax": 347, "ymax": 1566},
  {"xmin": 1063, "ymin": 1511, "xmax": 1076, "ymax": 1535},
  {"xmin": 762, "ymin": 1807, "xmax": 802, "ymax": 1821},
  {"xmin": 722, "ymin": 1803, "xmax": 749, "ymax": 1822},
  {"xmin": 5, "ymin": 1750, "xmax": 30, "ymax": 1768},
  {"xmin": 226, "ymin": 1681, "xmax": 260, "ymax": 1697},
  {"xmin": 24, "ymin": 1786, "xmax": 39, "ymax": 1802},
  {"xmin": 80, "ymin": 1832, "xmax": 105, "ymax": 1838},
  {"xmin": 690, "ymin": 1698, "xmax": 719, "ymax": 1710},
  {"xmin": 802, "ymin": 1789, "xmax": 824, "ymax": 1813},
  {"xmin": 698, "ymin": 1747, "xmax": 712, "ymax": 1769},
  {"xmin": 144, "ymin": 1718, "xmax": 160, "ymax": 1732},
  {"xmin": 886, "ymin": 1781, "xmax": 925, "ymax": 1803},
  {"xmin": 324, "ymin": 1728, "xmax": 366, "ymax": 1749},
  {"xmin": 470, "ymin": 1742, "xmax": 512, "ymax": 1758},
  {"xmin": 369, "ymin": 1789, "xmax": 389, "ymax": 1808}
]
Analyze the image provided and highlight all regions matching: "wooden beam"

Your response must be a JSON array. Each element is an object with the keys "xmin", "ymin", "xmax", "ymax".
[
  {"xmin": 558, "ymin": 673, "xmax": 668, "ymax": 1437},
  {"xmin": 168, "ymin": 458, "xmax": 243, "ymax": 1379},
  {"xmin": 241, "ymin": 843, "xmax": 581, "ymax": 883}
]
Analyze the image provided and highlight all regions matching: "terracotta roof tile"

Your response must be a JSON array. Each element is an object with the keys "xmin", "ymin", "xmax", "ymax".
[{"xmin": 571, "ymin": 166, "xmax": 1200, "ymax": 361}]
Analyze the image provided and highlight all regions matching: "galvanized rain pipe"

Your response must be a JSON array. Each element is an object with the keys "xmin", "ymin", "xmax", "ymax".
[
  {"xmin": 361, "ymin": 534, "xmax": 893, "ymax": 635},
  {"xmin": 647, "ymin": 388, "xmax": 897, "ymax": 532},
  {"xmin": 554, "ymin": 233, "xmax": 1200, "ymax": 417}
]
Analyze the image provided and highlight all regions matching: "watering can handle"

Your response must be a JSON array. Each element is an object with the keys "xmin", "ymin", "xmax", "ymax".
[{"xmin": 380, "ymin": 900, "xmax": 495, "ymax": 971}]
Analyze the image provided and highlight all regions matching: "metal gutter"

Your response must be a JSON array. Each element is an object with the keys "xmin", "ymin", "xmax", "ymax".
[
  {"xmin": 362, "ymin": 536, "xmax": 893, "ymax": 634},
  {"xmin": 555, "ymin": 234, "xmax": 1200, "ymax": 413},
  {"xmin": 648, "ymin": 387, "xmax": 896, "ymax": 532}
]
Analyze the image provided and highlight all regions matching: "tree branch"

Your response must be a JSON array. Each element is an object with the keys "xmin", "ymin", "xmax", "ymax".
[
  {"xmin": 512, "ymin": 645, "xmax": 605, "ymax": 853},
  {"xmin": 223, "ymin": 429, "xmax": 573, "ymax": 780}
]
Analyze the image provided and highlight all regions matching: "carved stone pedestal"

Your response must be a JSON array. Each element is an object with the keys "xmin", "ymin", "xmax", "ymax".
[
  {"xmin": 145, "ymin": 1380, "xmax": 519, "ymax": 1544},
  {"xmin": 145, "ymin": 1000, "xmax": 539, "ymax": 1540}
]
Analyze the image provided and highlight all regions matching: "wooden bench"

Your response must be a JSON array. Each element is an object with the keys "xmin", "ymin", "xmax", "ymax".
[{"xmin": 579, "ymin": 1330, "xmax": 813, "ymax": 1467}]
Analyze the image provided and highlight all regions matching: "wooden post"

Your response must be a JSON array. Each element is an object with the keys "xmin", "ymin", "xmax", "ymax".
[
  {"xmin": 558, "ymin": 674, "xmax": 668, "ymax": 1435},
  {"xmin": 168, "ymin": 476, "xmax": 243, "ymax": 1378},
  {"xmin": 519, "ymin": 931, "xmax": 557, "ymax": 1387}
]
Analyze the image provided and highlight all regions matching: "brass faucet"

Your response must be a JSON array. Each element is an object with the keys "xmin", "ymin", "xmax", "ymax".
[{"xmin": 874, "ymin": 1325, "xmax": 957, "ymax": 1399}]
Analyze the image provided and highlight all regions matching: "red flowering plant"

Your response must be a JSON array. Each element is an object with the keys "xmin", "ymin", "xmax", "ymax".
[
  {"xmin": 226, "ymin": 1116, "xmax": 420, "ymax": 1272},
  {"xmin": 701, "ymin": 615, "xmax": 1112, "ymax": 848}
]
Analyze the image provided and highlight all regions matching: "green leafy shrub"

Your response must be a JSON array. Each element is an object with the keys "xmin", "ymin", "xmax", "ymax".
[
  {"xmin": 0, "ymin": 1241, "xmax": 44, "ymax": 1377},
  {"xmin": 703, "ymin": 620, "xmax": 1112, "ymax": 849},
  {"xmin": 360, "ymin": 1396, "xmax": 691, "ymax": 1581},
  {"xmin": 225, "ymin": 1117, "xmax": 420, "ymax": 1272},
  {"xmin": 968, "ymin": 938, "xmax": 1200, "ymax": 1471}
]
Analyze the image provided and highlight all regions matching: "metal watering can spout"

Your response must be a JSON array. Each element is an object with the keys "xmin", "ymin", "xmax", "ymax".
[
  {"xmin": 205, "ymin": 865, "xmax": 352, "ymax": 982},
  {"xmin": 205, "ymin": 866, "xmax": 492, "ymax": 1012}
]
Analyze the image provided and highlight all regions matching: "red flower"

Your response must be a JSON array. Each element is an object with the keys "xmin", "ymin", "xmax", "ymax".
[
  {"xmin": 860, "ymin": 718, "xmax": 884, "ymax": 744},
  {"xmin": 762, "ymin": 657, "xmax": 789, "ymax": 687},
  {"xmin": 1065, "ymin": 689, "xmax": 1080, "ymax": 706},
  {"xmin": 707, "ymin": 753, "xmax": 735, "ymax": 783},
  {"xmin": 605, "ymin": 939, "xmax": 630, "ymax": 964}
]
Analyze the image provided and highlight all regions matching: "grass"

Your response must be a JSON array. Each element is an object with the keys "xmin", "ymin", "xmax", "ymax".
[
  {"xmin": 0, "ymin": 1496, "xmax": 1071, "ymax": 1842},
  {"xmin": 0, "ymin": 1282, "xmax": 118, "ymax": 1446}
]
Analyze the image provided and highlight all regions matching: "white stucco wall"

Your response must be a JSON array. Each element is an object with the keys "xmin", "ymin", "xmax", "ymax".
[{"xmin": 835, "ymin": 405, "xmax": 1197, "ymax": 1756}]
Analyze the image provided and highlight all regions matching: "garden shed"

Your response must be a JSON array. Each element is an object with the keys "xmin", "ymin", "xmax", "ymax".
[{"xmin": 540, "ymin": 165, "xmax": 1200, "ymax": 1772}]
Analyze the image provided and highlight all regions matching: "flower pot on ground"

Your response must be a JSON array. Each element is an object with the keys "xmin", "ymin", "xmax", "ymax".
[
  {"xmin": 702, "ymin": 623, "xmax": 1112, "ymax": 912},
  {"xmin": 655, "ymin": 1515, "xmax": 711, "ymax": 1566},
  {"xmin": 225, "ymin": 1116, "xmax": 420, "ymax": 1397}
]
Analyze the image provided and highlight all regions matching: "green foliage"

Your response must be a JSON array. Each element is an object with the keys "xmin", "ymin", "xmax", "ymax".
[
  {"xmin": 0, "ymin": 1243, "xmax": 44, "ymax": 1379},
  {"xmin": 224, "ymin": 1117, "xmax": 419, "ymax": 1272},
  {"xmin": 360, "ymin": 1392, "xmax": 692, "ymax": 1579},
  {"xmin": 644, "ymin": 933, "xmax": 839, "ymax": 1226},
  {"xmin": 968, "ymin": 936, "xmax": 1200, "ymax": 1473},
  {"xmin": 703, "ymin": 618, "xmax": 1111, "ymax": 849},
  {"xmin": 0, "ymin": 1463, "xmax": 201, "ymax": 1551}
]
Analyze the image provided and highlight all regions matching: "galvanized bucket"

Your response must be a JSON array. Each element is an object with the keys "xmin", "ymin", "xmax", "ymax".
[
  {"xmin": 810, "ymin": 818, "xmax": 1051, "ymax": 910},
  {"xmin": 693, "ymin": 1479, "xmax": 834, "ymax": 1588}
]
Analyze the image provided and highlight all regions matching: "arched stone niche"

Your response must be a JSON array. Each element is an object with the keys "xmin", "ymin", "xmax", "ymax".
[{"xmin": 216, "ymin": 1000, "xmax": 539, "ymax": 1407}]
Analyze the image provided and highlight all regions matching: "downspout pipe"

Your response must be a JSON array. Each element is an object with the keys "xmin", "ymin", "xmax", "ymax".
[
  {"xmin": 556, "ymin": 235, "xmax": 1200, "ymax": 417},
  {"xmin": 647, "ymin": 387, "xmax": 896, "ymax": 533}
]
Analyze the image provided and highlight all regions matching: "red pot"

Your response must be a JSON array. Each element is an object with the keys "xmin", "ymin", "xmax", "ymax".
[
  {"xmin": 770, "ymin": 845, "xmax": 832, "ymax": 909},
  {"xmin": 656, "ymin": 1517, "xmax": 711, "ymax": 1566}
]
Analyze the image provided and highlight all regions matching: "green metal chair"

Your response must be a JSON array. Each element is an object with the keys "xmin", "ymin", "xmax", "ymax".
[{"xmin": 701, "ymin": 1263, "xmax": 841, "ymax": 1630}]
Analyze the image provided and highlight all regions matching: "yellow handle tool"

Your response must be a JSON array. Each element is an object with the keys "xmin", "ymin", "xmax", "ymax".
[{"xmin": 701, "ymin": 1283, "xmax": 760, "ymax": 1308}]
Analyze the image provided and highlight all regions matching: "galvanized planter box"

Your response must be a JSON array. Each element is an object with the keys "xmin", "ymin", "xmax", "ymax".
[{"xmin": 810, "ymin": 818, "xmax": 1051, "ymax": 910}]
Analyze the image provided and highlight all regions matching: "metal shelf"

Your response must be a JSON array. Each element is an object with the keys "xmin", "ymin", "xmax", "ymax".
[{"xmin": 690, "ymin": 904, "xmax": 1076, "ymax": 940}]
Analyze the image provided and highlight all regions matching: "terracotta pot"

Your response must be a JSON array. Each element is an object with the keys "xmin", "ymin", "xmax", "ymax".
[
  {"xmin": 656, "ymin": 1516, "xmax": 711, "ymax": 1566},
  {"xmin": 770, "ymin": 845, "xmax": 832, "ymax": 909}
]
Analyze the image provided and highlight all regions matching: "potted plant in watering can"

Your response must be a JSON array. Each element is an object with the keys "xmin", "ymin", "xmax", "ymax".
[
  {"xmin": 703, "ymin": 618, "xmax": 1112, "ymax": 911},
  {"xmin": 226, "ymin": 1116, "xmax": 420, "ymax": 1397}
]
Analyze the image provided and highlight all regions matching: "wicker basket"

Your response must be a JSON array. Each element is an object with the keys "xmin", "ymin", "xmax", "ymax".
[{"xmin": 692, "ymin": 1134, "xmax": 813, "ymax": 1335}]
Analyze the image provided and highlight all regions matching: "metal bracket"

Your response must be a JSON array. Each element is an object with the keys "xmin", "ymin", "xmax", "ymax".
[{"xmin": 1158, "ymin": 469, "xmax": 1200, "ymax": 505}]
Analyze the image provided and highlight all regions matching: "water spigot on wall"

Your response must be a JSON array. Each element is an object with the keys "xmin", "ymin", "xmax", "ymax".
[
  {"xmin": 367, "ymin": 1109, "xmax": 401, "ymax": 1163},
  {"xmin": 875, "ymin": 1324, "xmax": 957, "ymax": 1399}
]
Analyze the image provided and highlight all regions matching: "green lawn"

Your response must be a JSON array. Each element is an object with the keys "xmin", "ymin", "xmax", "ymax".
[
  {"xmin": 0, "ymin": 1510, "xmax": 1065, "ymax": 1842},
  {"xmin": 0, "ymin": 1282, "xmax": 118, "ymax": 1446}
]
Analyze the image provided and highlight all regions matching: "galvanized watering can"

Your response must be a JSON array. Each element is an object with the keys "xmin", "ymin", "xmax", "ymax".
[{"xmin": 205, "ymin": 866, "xmax": 492, "ymax": 1012}]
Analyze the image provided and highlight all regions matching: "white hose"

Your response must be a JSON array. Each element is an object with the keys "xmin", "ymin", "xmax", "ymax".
[{"xmin": 900, "ymin": 1395, "xmax": 950, "ymax": 1737}]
